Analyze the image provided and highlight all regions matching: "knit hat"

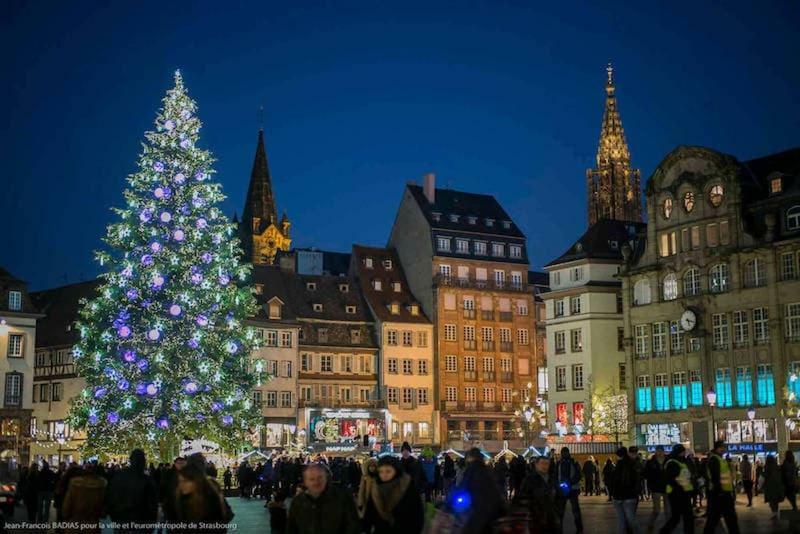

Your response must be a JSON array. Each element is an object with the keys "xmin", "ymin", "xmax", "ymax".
[
  {"xmin": 401, "ymin": 441, "xmax": 412, "ymax": 453},
  {"xmin": 377, "ymin": 455, "xmax": 404, "ymax": 475}
]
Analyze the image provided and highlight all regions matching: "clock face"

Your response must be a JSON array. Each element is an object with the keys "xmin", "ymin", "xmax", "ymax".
[{"xmin": 680, "ymin": 310, "xmax": 697, "ymax": 331}]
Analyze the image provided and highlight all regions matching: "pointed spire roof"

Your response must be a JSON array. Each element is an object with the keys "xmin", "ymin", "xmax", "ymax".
[
  {"xmin": 595, "ymin": 63, "xmax": 632, "ymax": 167},
  {"xmin": 242, "ymin": 129, "xmax": 278, "ymax": 231}
]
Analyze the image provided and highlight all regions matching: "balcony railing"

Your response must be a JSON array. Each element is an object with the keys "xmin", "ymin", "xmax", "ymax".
[
  {"xmin": 298, "ymin": 399, "xmax": 387, "ymax": 409},
  {"xmin": 446, "ymin": 430, "xmax": 519, "ymax": 441},
  {"xmin": 464, "ymin": 340, "xmax": 476, "ymax": 350},
  {"xmin": 464, "ymin": 370, "xmax": 477, "ymax": 381},
  {"xmin": 499, "ymin": 312, "xmax": 513, "ymax": 322},
  {"xmin": 434, "ymin": 275, "xmax": 528, "ymax": 293},
  {"xmin": 481, "ymin": 311, "xmax": 494, "ymax": 321},
  {"xmin": 463, "ymin": 309, "xmax": 476, "ymax": 319},
  {"xmin": 500, "ymin": 371, "xmax": 513, "ymax": 383},
  {"xmin": 439, "ymin": 401, "xmax": 514, "ymax": 412},
  {"xmin": 482, "ymin": 341, "xmax": 495, "ymax": 351},
  {"xmin": 483, "ymin": 371, "xmax": 496, "ymax": 382},
  {"xmin": 500, "ymin": 341, "xmax": 513, "ymax": 352}
]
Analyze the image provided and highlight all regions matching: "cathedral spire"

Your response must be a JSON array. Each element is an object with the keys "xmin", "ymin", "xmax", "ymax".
[{"xmin": 587, "ymin": 63, "xmax": 642, "ymax": 226}]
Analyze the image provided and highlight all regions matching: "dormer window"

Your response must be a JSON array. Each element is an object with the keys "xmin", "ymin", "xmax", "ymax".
[
  {"xmin": 502, "ymin": 220, "xmax": 512, "ymax": 229},
  {"xmin": 254, "ymin": 284, "xmax": 264, "ymax": 295},
  {"xmin": 409, "ymin": 304, "xmax": 419, "ymax": 316},
  {"xmin": 436, "ymin": 237, "xmax": 451, "ymax": 252},
  {"xmin": 350, "ymin": 330, "xmax": 361, "ymax": 343},
  {"xmin": 346, "ymin": 305, "xmax": 356, "ymax": 314},
  {"xmin": 267, "ymin": 297, "xmax": 284, "ymax": 319},
  {"xmin": 467, "ymin": 216, "xmax": 477, "ymax": 225},
  {"xmin": 365, "ymin": 257, "xmax": 373, "ymax": 269},
  {"xmin": 339, "ymin": 283, "xmax": 349, "ymax": 293},
  {"xmin": 8, "ymin": 290, "xmax": 22, "ymax": 311},
  {"xmin": 306, "ymin": 282, "xmax": 317, "ymax": 291},
  {"xmin": 392, "ymin": 282, "xmax": 401, "ymax": 292},
  {"xmin": 450, "ymin": 214, "xmax": 460, "ymax": 222},
  {"xmin": 312, "ymin": 303, "xmax": 323, "ymax": 312},
  {"xmin": 383, "ymin": 259, "xmax": 393, "ymax": 270},
  {"xmin": 509, "ymin": 245, "xmax": 522, "ymax": 259},
  {"xmin": 771, "ymin": 178, "xmax": 783, "ymax": 194},
  {"xmin": 372, "ymin": 280, "xmax": 382, "ymax": 291},
  {"xmin": 455, "ymin": 239, "xmax": 469, "ymax": 254},
  {"xmin": 431, "ymin": 212, "xmax": 442, "ymax": 222},
  {"xmin": 485, "ymin": 218, "xmax": 495, "ymax": 227},
  {"xmin": 389, "ymin": 303, "xmax": 400, "ymax": 315}
]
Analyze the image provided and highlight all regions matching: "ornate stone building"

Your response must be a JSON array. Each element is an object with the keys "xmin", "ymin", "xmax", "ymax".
[
  {"xmin": 240, "ymin": 129, "xmax": 291, "ymax": 264},
  {"xmin": 622, "ymin": 145, "xmax": 800, "ymax": 454},
  {"xmin": 587, "ymin": 65, "xmax": 642, "ymax": 226},
  {"xmin": 390, "ymin": 173, "xmax": 539, "ymax": 451}
]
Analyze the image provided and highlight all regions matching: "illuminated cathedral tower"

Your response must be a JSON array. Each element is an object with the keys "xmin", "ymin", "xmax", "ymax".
[
  {"xmin": 240, "ymin": 128, "xmax": 291, "ymax": 264},
  {"xmin": 586, "ymin": 64, "xmax": 642, "ymax": 226}
]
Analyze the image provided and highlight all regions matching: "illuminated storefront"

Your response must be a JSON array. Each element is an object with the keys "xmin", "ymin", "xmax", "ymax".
[
  {"xmin": 714, "ymin": 418, "xmax": 777, "ymax": 454},
  {"xmin": 640, "ymin": 423, "xmax": 690, "ymax": 453},
  {"xmin": 306, "ymin": 408, "xmax": 389, "ymax": 445}
]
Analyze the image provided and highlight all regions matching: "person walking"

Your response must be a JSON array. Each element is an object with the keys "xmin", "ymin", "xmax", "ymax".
[
  {"xmin": 513, "ymin": 456, "xmax": 560, "ymax": 534},
  {"xmin": 703, "ymin": 441, "xmax": 740, "ymax": 534},
  {"xmin": 61, "ymin": 464, "xmax": 107, "ymax": 534},
  {"xmin": 610, "ymin": 446, "xmax": 642, "ymax": 534},
  {"xmin": 357, "ymin": 458, "xmax": 378, "ymax": 518},
  {"xmin": 35, "ymin": 461, "xmax": 56, "ymax": 522},
  {"xmin": 782, "ymin": 451, "xmax": 799, "ymax": 511},
  {"xmin": 645, "ymin": 446, "xmax": 669, "ymax": 533},
  {"xmin": 754, "ymin": 459, "xmax": 764, "ymax": 496},
  {"xmin": 739, "ymin": 454, "xmax": 754, "ymax": 507},
  {"xmin": 22, "ymin": 463, "xmax": 39, "ymax": 522},
  {"xmin": 582, "ymin": 457, "xmax": 597, "ymax": 497},
  {"xmin": 763, "ymin": 454, "xmax": 785, "ymax": 519},
  {"xmin": 287, "ymin": 463, "xmax": 360, "ymax": 534},
  {"xmin": 400, "ymin": 442, "xmax": 423, "ymax": 494},
  {"xmin": 174, "ymin": 464, "xmax": 230, "ymax": 533},
  {"xmin": 452, "ymin": 447, "xmax": 505, "ymax": 534},
  {"xmin": 363, "ymin": 456, "xmax": 424, "ymax": 534},
  {"xmin": 554, "ymin": 447, "xmax": 583, "ymax": 534},
  {"xmin": 442, "ymin": 454, "xmax": 456, "ymax": 497},
  {"xmin": 223, "ymin": 466, "xmax": 232, "ymax": 491},
  {"xmin": 493, "ymin": 456, "xmax": 509, "ymax": 499},
  {"xmin": 602, "ymin": 459, "xmax": 615, "ymax": 502},
  {"xmin": 659, "ymin": 444, "xmax": 694, "ymax": 534},
  {"xmin": 106, "ymin": 449, "xmax": 159, "ymax": 532}
]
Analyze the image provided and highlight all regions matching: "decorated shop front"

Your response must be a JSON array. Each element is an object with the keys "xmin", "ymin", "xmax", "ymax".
[{"xmin": 305, "ymin": 408, "xmax": 390, "ymax": 448}]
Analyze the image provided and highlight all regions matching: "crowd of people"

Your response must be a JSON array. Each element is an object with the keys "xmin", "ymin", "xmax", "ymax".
[{"xmin": 12, "ymin": 439, "xmax": 800, "ymax": 533}]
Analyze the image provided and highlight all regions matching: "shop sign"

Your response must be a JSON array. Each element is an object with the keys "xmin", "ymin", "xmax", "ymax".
[{"xmin": 725, "ymin": 443, "xmax": 777, "ymax": 453}]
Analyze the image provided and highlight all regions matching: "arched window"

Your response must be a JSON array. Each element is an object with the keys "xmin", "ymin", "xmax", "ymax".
[
  {"xmin": 634, "ymin": 280, "xmax": 651, "ymax": 306},
  {"xmin": 744, "ymin": 259, "xmax": 766, "ymax": 288},
  {"xmin": 663, "ymin": 198, "xmax": 673, "ymax": 219},
  {"xmin": 709, "ymin": 264, "xmax": 729, "ymax": 293},
  {"xmin": 683, "ymin": 191, "xmax": 695, "ymax": 213},
  {"xmin": 787, "ymin": 206, "xmax": 800, "ymax": 231},
  {"xmin": 709, "ymin": 184, "xmax": 724, "ymax": 207},
  {"xmin": 683, "ymin": 268, "xmax": 701, "ymax": 296},
  {"xmin": 663, "ymin": 274, "xmax": 678, "ymax": 301}
]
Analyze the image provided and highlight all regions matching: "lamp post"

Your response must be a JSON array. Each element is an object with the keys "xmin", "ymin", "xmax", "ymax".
[
  {"xmin": 706, "ymin": 389, "xmax": 717, "ymax": 447},
  {"xmin": 523, "ymin": 407, "xmax": 533, "ymax": 447},
  {"xmin": 747, "ymin": 406, "xmax": 756, "ymax": 422}
]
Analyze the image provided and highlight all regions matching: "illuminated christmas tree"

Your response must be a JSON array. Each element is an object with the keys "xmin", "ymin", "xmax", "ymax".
[{"xmin": 71, "ymin": 71, "xmax": 263, "ymax": 460}]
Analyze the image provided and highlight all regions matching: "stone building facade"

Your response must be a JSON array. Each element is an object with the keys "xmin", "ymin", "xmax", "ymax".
[
  {"xmin": 389, "ymin": 174, "xmax": 540, "ymax": 450},
  {"xmin": 622, "ymin": 145, "xmax": 800, "ymax": 454}
]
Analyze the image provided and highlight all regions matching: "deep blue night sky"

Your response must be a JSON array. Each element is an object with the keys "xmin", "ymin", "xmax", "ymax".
[{"xmin": 3, "ymin": 1, "xmax": 799, "ymax": 290}]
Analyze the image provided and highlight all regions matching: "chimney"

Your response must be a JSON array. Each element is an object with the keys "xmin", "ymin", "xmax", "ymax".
[{"xmin": 423, "ymin": 173, "xmax": 436, "ymax": 204}]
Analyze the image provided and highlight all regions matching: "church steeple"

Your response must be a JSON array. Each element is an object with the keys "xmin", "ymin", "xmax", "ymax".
[
  {"xmin": 241, "ymin": 128, "xmax": 291, "ymax": 264},
  {"xmin": 587, "ymin": 63, "xmax": 642, "ymax": 226}
]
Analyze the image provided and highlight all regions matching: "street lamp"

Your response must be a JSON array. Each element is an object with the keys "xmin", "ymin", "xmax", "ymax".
[
  {"xmin": 747, "ymin": 407, "xmax": 756, "ymax": 421},
  {"xmin": 523, "ymin": 407, "xmax": 533, "ymax": 447},
  {"xmin": 707, "ymin": 389, "xmax": 717, "ymax": 445}
]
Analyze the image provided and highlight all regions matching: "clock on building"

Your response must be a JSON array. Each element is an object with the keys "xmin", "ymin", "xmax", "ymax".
[{"xmin": 680, "ymin": 309, "xmax": 697, "ymax": 331}]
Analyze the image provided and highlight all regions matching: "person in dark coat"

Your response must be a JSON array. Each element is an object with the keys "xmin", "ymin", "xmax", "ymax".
[
  {"xmin": 493, "ymin": 456, "xmax": 509, "ymax": 498},
  {"xmin": 509, "ymin": 455, "xmax": 527, "ymax": 499},
  {"xmin": 223, "ymin": 467, "xmax": 232, "ymax": 491},
  {"xmin": 62, "ymin": 464, "xmax": 107, "ymax": 534},
  {"xmin": 513, "ymin": 456, "xmax": 560, "ymax": 533},
  {"xmin": 602, "ymin": 458, "xmax": 615, "ymax": 502},
  {"xmin": 782, "ymin": 450, "xmax": 798, "ymax": 511},
  {"xmin": 659, "ymin": 444, "xmax": 694, "ymax": 534},
  {"xmin": 400, "ymin": 442, "xmax": 423, "ymax": 493},
  {"xmin": 644, "ymin": 446, "xmax": 668, "ymax": 531},
  {"xmin": 442, "ymin": 454, "xmax": 456, "ymax": 497},
  {"xmin": 287, "ymin": 463, "xmax": 360, "ymax": 534},
  {"xmin": 22, "ymin": 463, "xmax": 39, "ymax": 522},
  {"xmin": 554, "ymin": 447, "xmax": 583, "ymax": 534},
  {"xmin": 582, "ymin": 457, "xmax": 597, "ymax": 496},
  {"xmin": 174, "ymin": 464, "xmax": 230, "ymax": 533},
  {"xmin": 106, "ymin": 449, "xmax": 159, "ymax": 531},
  {"xmin": 764, "ymin": 454, "xmax": 785, "ymax": 518},
  {"xmin": 452, "ymin": 448, "xmax": 505, "ymax": 534},
  {"xmin": 610, "ymin": 447, "xmax": 642, "ymax": 534},
  {"xmin": 363, "ymin": 456, "xmax": 424, "ymax": 534},
  {"xmin": 36, "ymin": 461, "xmax": 57, "ymax": 522}
]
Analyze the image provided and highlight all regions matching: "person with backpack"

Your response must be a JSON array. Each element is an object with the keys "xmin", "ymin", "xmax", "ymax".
[{"xmin": 659, "ymin": 444, "xmax": 694, "ymax": 534}]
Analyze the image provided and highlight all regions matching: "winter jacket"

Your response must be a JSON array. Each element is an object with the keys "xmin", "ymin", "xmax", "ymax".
[
  {"xmin": 62, "ymin": 473, "xmax": 107, "ymax": 534},
  {"xmin": 610, "ymin": 456, "xmax": 640, "ymax": 500},
  {"xmin": 401, "ymin": 456, "xmax": 423, "ymax": 490},
  {"xmin": 364, "ymin": 473, "xmax": 424, "ymax": 534},
  {"xmin": 357, "ymin": 459, "xmax": 378, "ymax": 517},
  {"xmin": 106, "ymin": 467, "xmax": 159, "ymax": 524},
  {"xmin": 287, "ymin": 484, "xmax": 360, "ymax": 534},
  {"xmin": 764, "ymin": 461, "xmax": 785, "ymax": 504},
  {"xmin": 455, "ymin": 461, "xmax": 505, "ymax": 534},
  {"xmin": 663, "ymin": 456, "xmax": 692, "ymax": 498},
  {"xmin": 514, "ymin": 471, "xmax": 560, "ymax": 534},
  {"xmin": 782, "ymin": 460, "xmax": 798, "ymax": 492},
  {"xmin": 555, "ymin": 457, "xmax": 582, "ymax": 493},
  {"xmin": 644, "ymin": 456, "xmax": 667, "ymax": 493}
]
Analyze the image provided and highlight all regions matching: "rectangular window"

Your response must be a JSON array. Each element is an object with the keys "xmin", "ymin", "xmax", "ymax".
[
  {"xmin": 691, "ymin": 226, "xmax": 701, "ymax": 249},
  {"xmin": 492, "ymin": 243, "xmax": 505, "ymax": 257},
  {"xmin": 465, "ymin": 387, "xmax": 476, "ymax": 402},
  {"xmin": 509, "ymin": 245, "xmax": 522, "ymax": 258},
  {"xmin": 554, "ymin": 299, "xmax": 564, "ymax": 317},
  {"xmin": 757, "ymin": 364, "xmax": 775, "ymax": 406},
  {"xmin": 572, "ymin": 364, "xmax": 584, "ymax": 390},
  {"xmin": 734, "ymin": 311, "xmax": 749, "ymax": 347},
  {"xmin": 387, "ymin": 387, "xmax": 398, "ymax": 404},
  {"xmin": 340, "ymin": 355, "xmax": 353, "ymax": 373},
  {"xmin": 8, "ymin": 291, "xmax": 22, "ymax": 311},
  {"xmin": 571, "ymin": 267, "xmax": 584, "ymax": 282},
  {"xmin": 672, "ymin": 372, "xmax": 688, "ymax": 409},
  {"xmin": 52, "ymin": 382, "xmax": 63, "ymax": 401},
  {"xmin": 681, "ymin": 228, "xmax": 690, "ymax": 252},
  {"xmin": 706, "ymin": 223, "xmax": 719, "ymax": 248},
  {"xmin": 464, "ymin": 356, "xmax": 476, "ymax": 372},
  {"xmin": 402, "ymin": 331, "xmax": 412, "ymax": 346},
  {"xmin": 439, "ymin": 264, "xmax": 451, "ymax": 278},
  {"xmin": 517, "ymin": 329, "xmax": 529, "ymax": 345},
  {"xmin": 720, "ymin": 220, "xmax": 730, "ymax": 244},
  {"xmin": 788, "ymin": 362, "xmax": 800, "ymax": 400},
  {"xmin": 483, "ymin": 387, "xmax": 495, "ymax": 402},
  {"xmin": 753, "ymin": 308, "xmax": 769, "ymax": 344},
  {"xmin": 265, "ymin": 391, "xmax": 277, "ymax": 407},
  {"xmin": 715, "ymin": 368, "xmax": 733, "ymax": 408},
  {"xmin": 554, "ymin": 331, "xmax": 565, "ymax": 354},
  {"xmin": 735, "ymin": 366, "xmax": 753, "ymax": 407},
  {"xmin": 445, "ymin": 386, "xmax": 457, "ymax": 402},
  {"xmin": 556, "ymin": 366, "xmax": 567, "ymax": 391},
  {"xmin": 635, "ymin": 325, "xmax": 649, "ymax": 358},
  {"xmin": 712, "ymin": 313, "xmax": 729, "ymax": 350},
  {"xmin": 670, "ymin": 321, "xmax": 684, "ymax": 355},
  {"xmin": 636, "ymin": 375, "xmax": 652, "ymax": 412},
  {"xmin": 402, "ymin": 388, "xmax": 414, "ymax": 405},
  {"xmin": 7, "ymin": 334, "xmax": 23, "ymax": 358},
  {"xmin": 456, "ymin": 239, "xmax": 470, "ymax": 254},
  {"xmin": 482, "ymin": 327, "xmax": 493, "ymax": 341},
  {"xmin": 280, "ymin": 331, "xmax": 292, "ymax": 347},
  {"xmin": 265, "ymin": 330, "xmax": 278, "ymax": 347},
  {"xmin": 387, "ymin": 358, "xmax": 398, "ymax": 374},
  {"xmin": 517, "ymin": 299, "xmax": 529, "ymax": 315},
  {"xmin": 402, "ymin": 359, "xmax": 413, "ymax": 375},
  {"xmin": 617, "ymin": 327, "xmax": 625, "ymax": 351},
  {"xmin": 787, "ymin": 304, "xmax": 800, "ymax": 341},
  {"xmin": 39, "ymin": 383, "xmax": 49, "ymax": 402},
  {"xmin": 538, "ymin": 366, "xmax": 549, "ymax": 393},
  {"xmin": 463, "ymin": 325, "xmax": 475, "ymax": 341},
  {"xmin": 655, "ymin": 373, "xmax": 670, "ymax": 411},
  {"xmin": 444, "ymin": 355, "xmax": 457, "ymax": 372},
  {"xmin": 571, "ymin": 329, "xmax": 583, "ymax": 352},
  {"xmin": 417, "ymin": 389, "xmax": 429, "ymax": 405},
  {"xmin": 437, "ymin": 237, "xmax": 451, "ymax": 252},
  {"xmin": 417, "ymin": 331, "xmax": 428, "ymax": 347},
  {"xmin": 443, "ymin": 325, "xmax": 456, "ymax": 341},
  {"xmin": 653, "ymin": 322, "xmax": 667, "ymax": 357},
  {"xmin": 280, "ymin": 391, "xmax": 292, "ymax": 407},
  {"xmin": 418, "ymin": 360, "xmax": 428, "ymax": 375},
  {"xmin": 619, "ymin": 363, "xmax": 627, "ymax": 389},
  {"xmin": 499, "ymin": 328, "xmax": 511, "ymax": 343},
  {"xmin": 689, "ymin": 370, "xmax": 703, "ymax": 406},
  {"xmin": 320, "ymin": 355, "xmax": 332, "ymax": 373},
  {"xmin": 253, "ymin": 390, "xmax": 262, "ymax": 407},
  {"xmin": 782, "ymin": 252, "xmax": 797, "ymax": 281},
  {"xmin": 301, "ymin": 354, "xmax": 311, "ymax": 372},
  {"xmin": 483, "ymin": 357, "xmax": 495, "ymax": 372},
  {"xmin": 570, "ymin": 296, "xmax": 582, "ymax": 315},
  {"xmin": 474, "ymin": 241, "xmax": 487, "ymax": 256}
]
